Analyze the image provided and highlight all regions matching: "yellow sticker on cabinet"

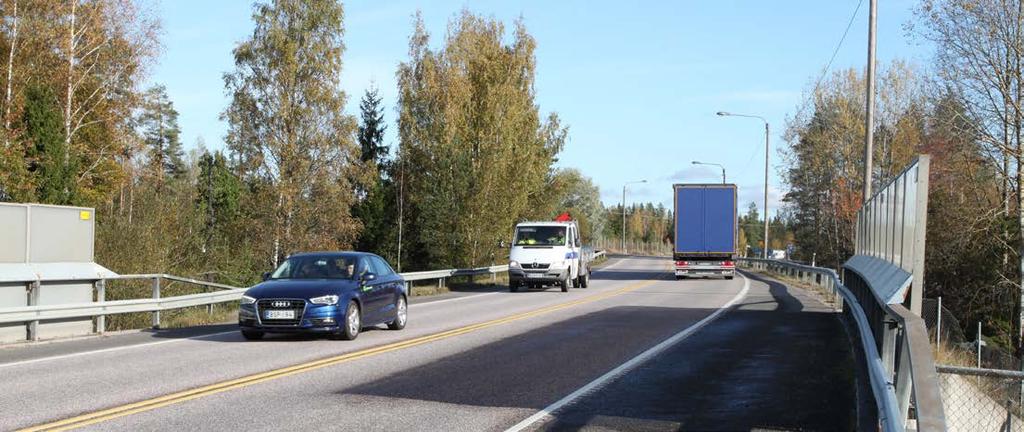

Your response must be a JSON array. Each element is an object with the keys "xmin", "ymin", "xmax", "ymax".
[{"xmin": 80, "ymin": 210, "xmax": 91, "ymax": 220}]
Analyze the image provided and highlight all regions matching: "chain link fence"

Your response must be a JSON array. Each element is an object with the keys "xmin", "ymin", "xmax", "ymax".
[
  {"xmin": 936, "ymin": 365, "xmax": 1024, "ymax": 432},
  {"xmin": 922, "ymin": 297, "xmax": 1024, "ymax": 431}
]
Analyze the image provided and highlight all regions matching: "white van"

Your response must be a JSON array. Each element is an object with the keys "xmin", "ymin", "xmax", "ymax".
[{"xmin": 508, "ymin": 221, "xmax": 590, "ymax": 292}]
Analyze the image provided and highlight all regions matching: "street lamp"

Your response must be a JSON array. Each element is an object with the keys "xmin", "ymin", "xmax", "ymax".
[
  {"xmin": 692, "ymin": 161, "xmax": 726, "ymax": 184},
  {"xmin": 717, "ymin": 111, "xmax": 770, "ymax": 259},
  {"xmin": 622, "ymin": 179, "xmax": 647, "ymax": 255}
]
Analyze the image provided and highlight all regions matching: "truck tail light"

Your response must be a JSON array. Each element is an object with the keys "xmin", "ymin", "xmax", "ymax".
[
  {"xmin": 675, "ymin": 261, "xmax": 689, "ymax": 267},
  {"xmin": 723, "ymin": 260, "xmax": 735, "ymax": 267}
]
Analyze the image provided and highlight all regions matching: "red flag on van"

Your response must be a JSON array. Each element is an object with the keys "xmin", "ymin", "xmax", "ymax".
[{"xmin": 554, "ymin": 212, "xmax": 572, "ymax": 222}]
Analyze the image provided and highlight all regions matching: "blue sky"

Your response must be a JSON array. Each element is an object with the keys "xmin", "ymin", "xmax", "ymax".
[{"xmin": 150, "ymin": 0, "xmax": 930, "ymax": 217}]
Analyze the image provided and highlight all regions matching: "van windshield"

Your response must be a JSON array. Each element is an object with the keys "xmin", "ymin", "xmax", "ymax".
[
  {"xmin": 269, "ymin": 255, "xmax": 358, "ymax": 280},
  {"xmin": 515, "ymin": 226, "xmax": 567, "ymax": 246}
]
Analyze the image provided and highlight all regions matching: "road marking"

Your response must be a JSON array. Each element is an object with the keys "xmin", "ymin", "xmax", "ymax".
[
  {"xmin": 19, "ymin": 273, "xmax": 667, "ymax": 432},
  {"xmin": 0, "ymin": 331, "xmax": 239, "ymax": 370},
  {"xmin": 504, "ymin": 273, "xmax": 751, "ymax": 432},
  {"xmin": 411, "ymin": 291, "xmax": 500, "ymax": 307}
]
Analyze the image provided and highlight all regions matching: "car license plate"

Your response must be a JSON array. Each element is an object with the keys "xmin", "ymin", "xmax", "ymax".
[{"xmin": 264, "ymin": 310, "xmax": 295, "ymax": 320}]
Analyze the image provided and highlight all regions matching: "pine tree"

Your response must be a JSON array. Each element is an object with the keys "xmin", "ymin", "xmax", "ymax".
[{"xmin": 138, "ymin": 85, "xmax": 184, "ymax": 183}]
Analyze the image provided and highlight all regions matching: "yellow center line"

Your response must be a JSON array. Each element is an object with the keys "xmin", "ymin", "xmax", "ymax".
[{"xmin": 21, "ymin": 268, "xmax": 669, "ymax": 432}]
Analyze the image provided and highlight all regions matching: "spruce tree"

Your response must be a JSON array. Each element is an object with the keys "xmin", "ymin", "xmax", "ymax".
[{"xmin": 24, "ymin": 84, "xmax": 76, "ymax": 204}]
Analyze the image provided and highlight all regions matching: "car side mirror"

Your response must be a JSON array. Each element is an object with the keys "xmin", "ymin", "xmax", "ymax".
[
  {"xmin": 362, "ymin": 272, "xmax": 377, "ymax": 283},
  {"xmin": 261, "ymin": 272, "xmax": 271, "ymax": 281}
]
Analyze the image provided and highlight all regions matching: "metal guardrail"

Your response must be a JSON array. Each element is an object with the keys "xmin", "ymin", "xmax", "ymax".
[
  {"xmin": 0, "ymin": 249, "xmax": 607, "ymax": 341},
  {"xmin": 739, "ymin": 257, "xmax": 945, "ymax": 432},
  {"xmin": 0, "ymin": 264, "xmax": 513, "ymax": 338}
]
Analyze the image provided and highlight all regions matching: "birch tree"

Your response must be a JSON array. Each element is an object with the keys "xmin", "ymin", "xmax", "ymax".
[
  {"xmin": 223, "ymin": 0, "xmax": 361, "ymax": 267},
  {"xmin": 917, "ymin": 0, "xmax": 1024, "ymax": 356},
  {"xmin": 397, "ymin": 11, "xmax": 566, "ymax": 268}
]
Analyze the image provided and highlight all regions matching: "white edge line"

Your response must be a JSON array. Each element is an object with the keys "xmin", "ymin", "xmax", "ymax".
[
  {"xmin": 0, "ymin": 330, "xmax": 239, "ymax": 369},
  {"xmin": 504, "ymin": 272, "xmax": 752, "ymax": 432}
]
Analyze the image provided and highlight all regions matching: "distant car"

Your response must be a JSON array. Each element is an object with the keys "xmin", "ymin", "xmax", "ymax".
[{"xmin": 238, "ymin": 252, "xmax": 407, "ymax": 341}]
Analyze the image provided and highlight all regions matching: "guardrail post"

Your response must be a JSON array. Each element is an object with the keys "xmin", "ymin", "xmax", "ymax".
[
  {"xmin": 27, "ymin": 280, "xmax": 39, "ymax": 341},
  {"xmin": 438, "ymin": 277, "xmax": 444, "ymax": 290},
  {"xmin": 882, "ymin": 319, "xmax": 898, "ymax": 381},
  {"xmin": 206, "ymin": 285, "xmax": 213, "ymax": 315},
  {"xmin": 152, "ymin": 277, "xmax": 161, "ymax": 329},
  {"xmin": 95, "ymin": 279, "xmax": 106, "ymax": 333},
  {"xmin": 895, "ymin": 332, "xmax": 913, "ymax": 426}
]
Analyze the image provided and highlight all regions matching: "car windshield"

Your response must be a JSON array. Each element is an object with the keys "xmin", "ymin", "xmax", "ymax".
[
  {"xmin": 514, "ymin": 226, "xmax": 567, "ymax": 246},
  {"xmin": 269, "ymin": 255, "xmax": 358, "ymax": 280}
]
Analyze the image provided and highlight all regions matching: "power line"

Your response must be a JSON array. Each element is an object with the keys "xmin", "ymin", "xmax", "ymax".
[
  {"xmin": 740, "ymin": 1, "xmax": 864, "ymax": 175},
  {"xmin": 793, "ymin": 0, "xmax": 865, "ymax": 123}
]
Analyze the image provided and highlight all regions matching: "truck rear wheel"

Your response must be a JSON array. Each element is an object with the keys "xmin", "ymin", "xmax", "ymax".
[{"xmin": 578, "ymin": 269, "xmax": 589, "ymax": 288}]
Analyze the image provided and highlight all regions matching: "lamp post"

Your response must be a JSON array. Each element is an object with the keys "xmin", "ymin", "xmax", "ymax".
[
  {"xmin": 717, "ymin": 111, "xmax": 770, "ymax": 259},
  {"xmin": 692, "ymin": 161, "xmax": 726, "ymax": 184},
  {"xmin": 622, "ymin": 179, "xmax": 647, "ymax": 255}
]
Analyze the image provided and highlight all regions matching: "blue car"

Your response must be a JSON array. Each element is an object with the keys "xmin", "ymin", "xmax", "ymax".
[{"xmin": 238, "ymin": 252, "xmax": 407, "ymax": 341}]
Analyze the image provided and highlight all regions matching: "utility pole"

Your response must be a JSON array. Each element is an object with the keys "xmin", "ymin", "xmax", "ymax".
[
  {"xmin": 863, "ymin": 0, "xmax": 877, "ymax": 200},
  {"xmin": 621, "ymin": 180, "xmax": 647, "ymax": 254},
  {"xmin": 763, "ymin": 121, "xmax": 770, "ymax": 259}
]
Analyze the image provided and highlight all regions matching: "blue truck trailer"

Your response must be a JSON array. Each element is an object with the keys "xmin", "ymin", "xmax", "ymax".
[{"xmin": 673, "ymin": 183, "xmax": 738, "ymax": 279}]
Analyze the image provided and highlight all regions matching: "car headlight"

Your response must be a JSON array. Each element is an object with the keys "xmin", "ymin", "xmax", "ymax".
[
  {"xmin": 310, "ymin": 295, "xmax": 339, "ymax": 305},
  {"xmin": 509, "ymin": 260, "xmax": 520, "ymax": 267},
  {"xmin": 240, "ymin": 295, "xmax": 256, "ymax": 305}
]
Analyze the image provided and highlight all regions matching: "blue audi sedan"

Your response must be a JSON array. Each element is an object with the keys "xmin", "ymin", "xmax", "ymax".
[{"xmin": 238, "ymin": 252, "xmax": 407, "ymax": 341}]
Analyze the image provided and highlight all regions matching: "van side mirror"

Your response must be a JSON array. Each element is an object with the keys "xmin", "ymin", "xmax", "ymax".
[{"xmin": 261, "ymin": 272, "xmax": 271, "ymax": 281}]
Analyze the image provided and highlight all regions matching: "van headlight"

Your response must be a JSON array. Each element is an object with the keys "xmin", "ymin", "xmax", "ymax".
[
  {"xmin": 509, "ymin": 260, "xmax": 520, "ymax": 268},
  {"xmin": 310, "ymin": 295, "xmax": 339, "ymax": 305},
  {"xmin": 240, "ymin": 295, "xmax": 256, "ymax": 305}
]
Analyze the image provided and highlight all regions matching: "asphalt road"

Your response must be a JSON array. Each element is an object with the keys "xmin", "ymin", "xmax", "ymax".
[{"xmin": 0, "ymin": 256, "xmax": 862, "ymax": 431}]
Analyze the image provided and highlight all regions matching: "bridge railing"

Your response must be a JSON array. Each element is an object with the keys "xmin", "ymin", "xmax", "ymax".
[
  {"xmin": 0, "ymin": 264, "xmax": 512, "ymax": 341},
  {"xmin": 739, "ymin": 257, "xmax": 945, "ymax": 432}
]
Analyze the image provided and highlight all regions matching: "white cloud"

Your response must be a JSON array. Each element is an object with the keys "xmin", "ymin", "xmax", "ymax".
[{"xmin": 663, "ymin": 165, "xmax": 719, "ymax": 182}]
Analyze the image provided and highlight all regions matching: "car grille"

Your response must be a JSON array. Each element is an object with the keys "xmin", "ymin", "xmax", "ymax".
[{"xmin": 256, "ymin": 299, "xmax": 305, "ymax": 326}]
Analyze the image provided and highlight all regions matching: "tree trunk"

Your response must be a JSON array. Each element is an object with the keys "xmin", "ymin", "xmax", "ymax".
[
  {"xmin": 64, "ymin": 0, "xmax": 75, "ymax": 165},
  {"xmin": 3, "ymin": 0, "xmax": 17, "ymax": 147}
]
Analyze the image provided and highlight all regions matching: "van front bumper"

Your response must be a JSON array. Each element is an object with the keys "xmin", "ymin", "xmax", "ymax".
[{"xmin": 509, "ymin": 266, "xmax": 569, "ymax": 283}]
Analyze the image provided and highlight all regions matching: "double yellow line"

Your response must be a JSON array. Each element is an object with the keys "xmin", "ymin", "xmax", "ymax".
[{"xmin": 22, "ymin": 276, "xmax": 662, "ymax": 431}]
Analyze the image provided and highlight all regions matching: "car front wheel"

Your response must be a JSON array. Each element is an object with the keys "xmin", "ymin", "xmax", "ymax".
[
  {"xmin": 388, "ymin": 296, "xmax": 407, "ymax": 330},
  {"xmin": 337, "ymin": 301, "xmax": 361, "ymax": 340}
]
